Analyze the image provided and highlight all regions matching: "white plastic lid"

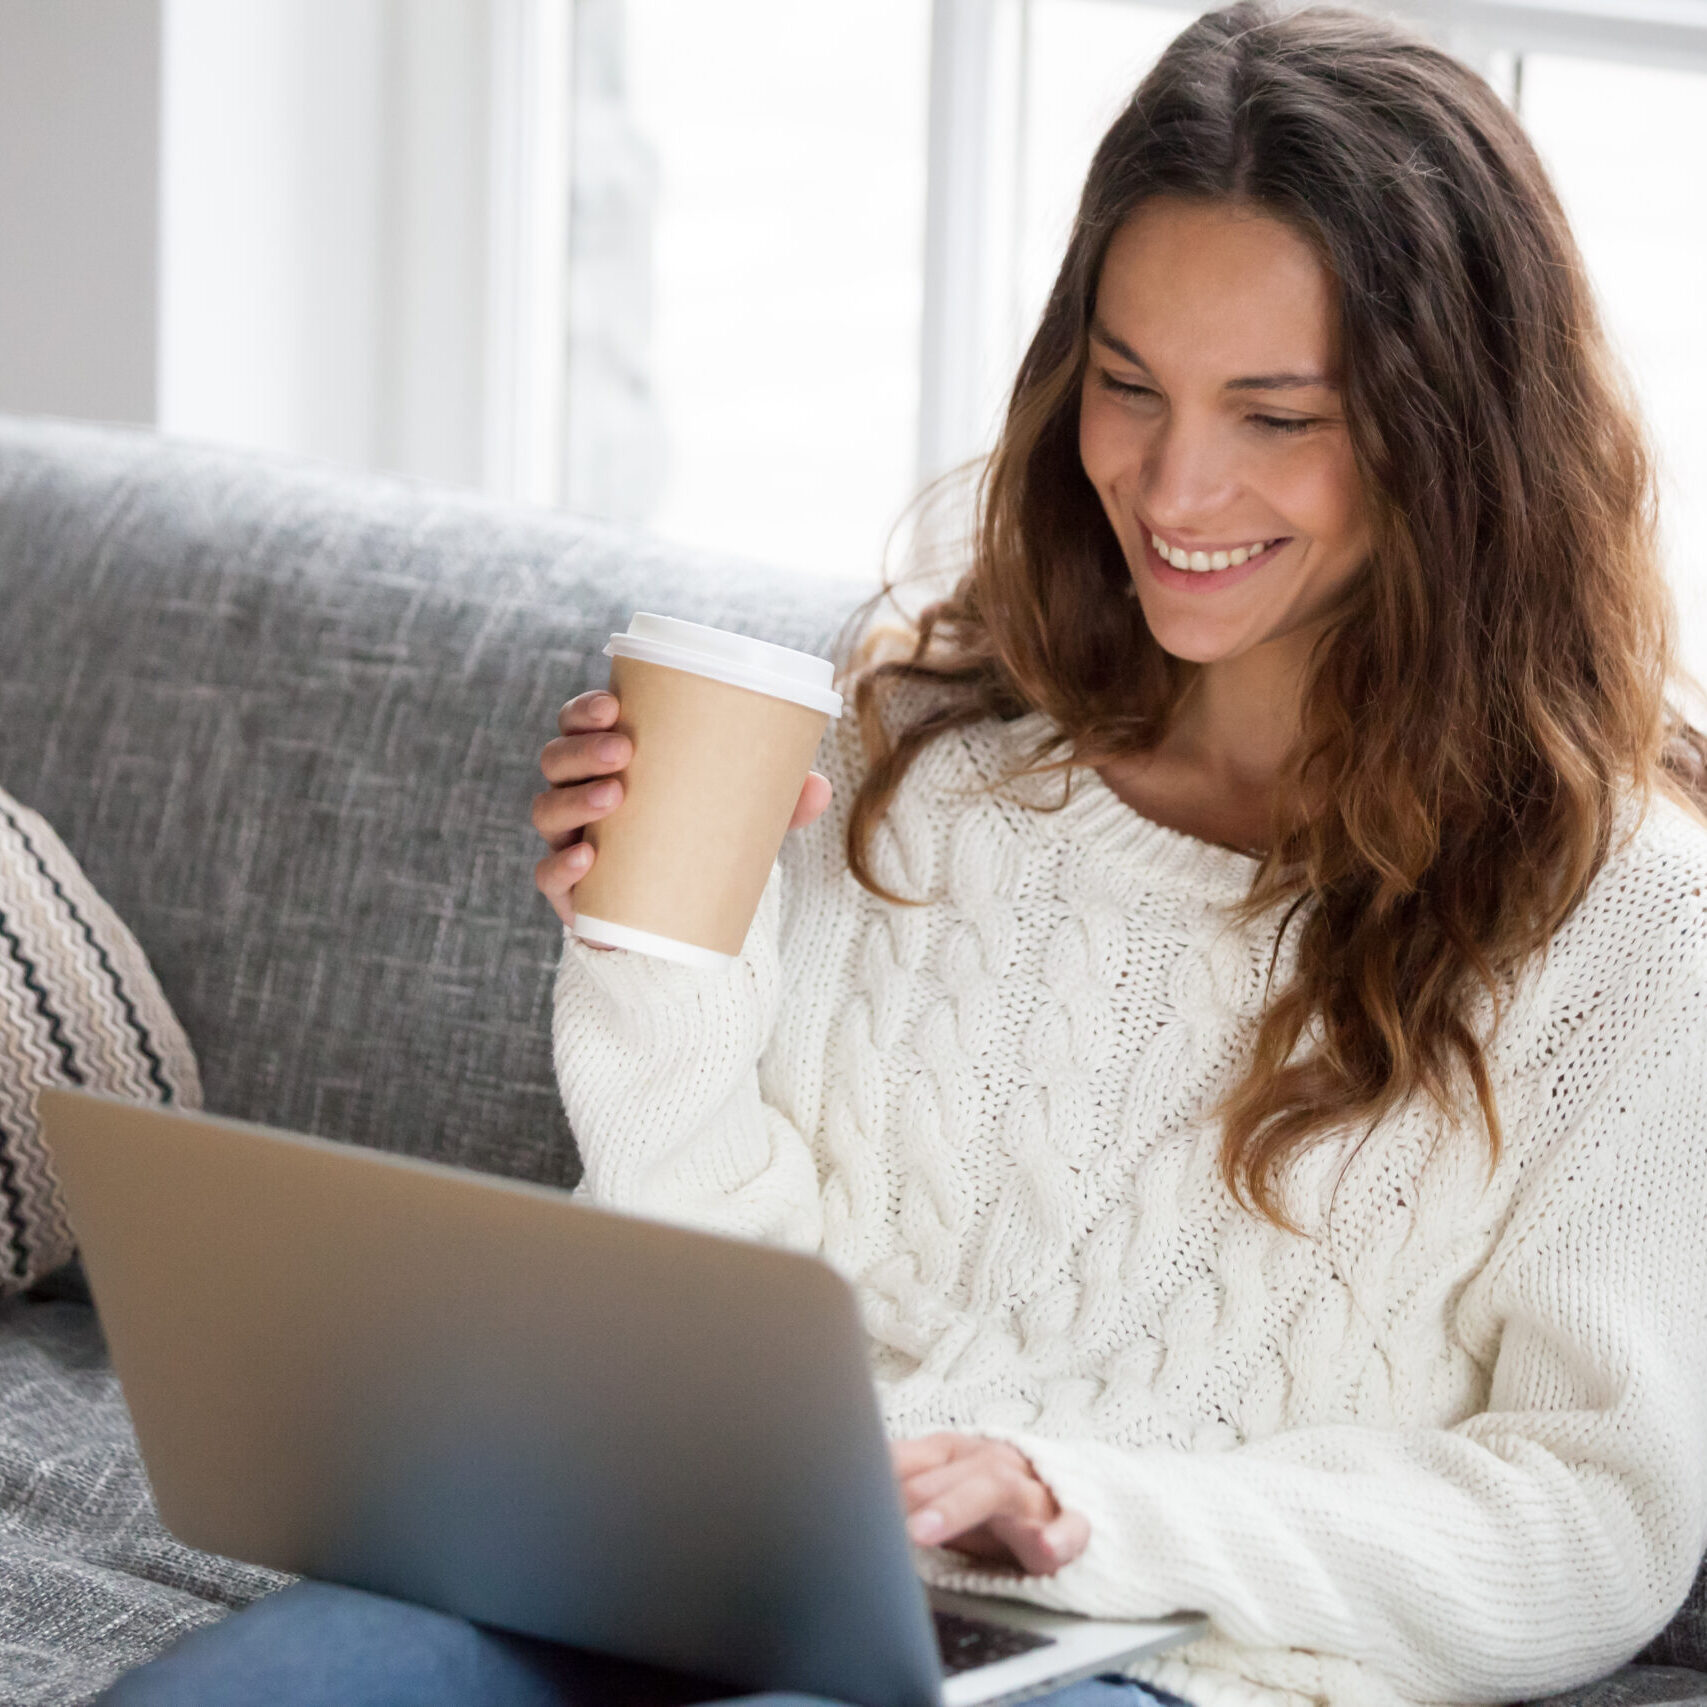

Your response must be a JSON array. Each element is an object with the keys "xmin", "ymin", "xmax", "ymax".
[{"xmin": 603, "ymin": 612, "xmax": 843, "ymax": 718}]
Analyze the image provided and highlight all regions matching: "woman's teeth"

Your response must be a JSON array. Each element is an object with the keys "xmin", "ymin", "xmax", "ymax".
[{"xmin": 1150, "ymin": 532, "xmax": 1277, "ymax": 572}]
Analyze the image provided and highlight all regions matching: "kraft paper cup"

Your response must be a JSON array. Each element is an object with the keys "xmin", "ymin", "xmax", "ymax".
[{"xmin": 571, "ymin": 613, "xmax": 844, "ymax": 968}]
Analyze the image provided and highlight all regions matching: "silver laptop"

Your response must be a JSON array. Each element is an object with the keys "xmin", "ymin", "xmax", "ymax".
[{"xmin": 40, "ymin": 1088, "xmax": 1203, "ymax": 1707}]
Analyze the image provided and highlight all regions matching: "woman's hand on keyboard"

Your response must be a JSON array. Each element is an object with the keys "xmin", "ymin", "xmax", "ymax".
[
  {"xmin": 532, "ymin": 688, "xmax": 832, "ymax": 931},
  {"xmin": 892, "ymin": 1434, "xmax": 1090, "ymax": 1576}
]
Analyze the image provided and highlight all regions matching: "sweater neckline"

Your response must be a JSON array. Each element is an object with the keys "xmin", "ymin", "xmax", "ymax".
[{"xmin": 992, "ymin": 711, "xmax": 1264, "ymax": 899}]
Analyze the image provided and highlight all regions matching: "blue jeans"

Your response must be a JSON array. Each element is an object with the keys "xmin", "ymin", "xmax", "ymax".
[{"xmin": 96, "ymin": 1581, "xmax": 1187, "ymax": 1707}]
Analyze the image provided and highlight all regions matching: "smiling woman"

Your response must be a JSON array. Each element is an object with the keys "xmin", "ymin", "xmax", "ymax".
[
  {"xmin": 105, "ymin": 6, "xmax": 1707, "ymax": 1707},
  {"xmin": 844, "ymin": 0, "xmax": 1690, "ymax": 1217},
  {"xmin": 811, "ymin": 0, "xmax": 1707, "ymax": 1694}
]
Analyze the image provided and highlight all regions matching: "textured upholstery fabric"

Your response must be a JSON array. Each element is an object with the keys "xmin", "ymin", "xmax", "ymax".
[
  {"xmin": 1640, "ymin": 1560, "xmax": 1707, "ymax": 1673},
  {"xmin": 0, "ymin": 415, "xmax": 1700, "ymax": 1706},
  {"xmin": 0, "ymin": 416, "xmax": 866, "ymax": 1183},
  {"xmin": 1525, "ymin": 1668, "xmax": 1707, "ymax": 1707},
  {"xmin": 0, "ymin": 1297, "xmax": 289, "ymax": 1704}
]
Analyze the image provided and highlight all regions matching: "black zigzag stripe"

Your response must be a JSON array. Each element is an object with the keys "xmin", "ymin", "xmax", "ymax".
[
  {"xmin": 0, "ymin": 1123, "xmax": 31, "ymax": 1281},
  {"xmin": 0, "ymin": 804, "xmax": 174, "ymax": 1103},
  {"xmin": 0, "ymin": 906, "xmax": 84, "ymax": 1086}
]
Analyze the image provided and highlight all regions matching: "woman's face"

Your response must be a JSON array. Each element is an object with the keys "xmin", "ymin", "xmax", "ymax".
[{"xmin": 1079, "ymin": 197, "xmax": 1370, "ymax": 667}]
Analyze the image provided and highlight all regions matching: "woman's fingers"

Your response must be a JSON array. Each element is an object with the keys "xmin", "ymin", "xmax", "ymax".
[
  {"xmin": 891, "ymin": 1434, "xmax": 961, "ymax": 1479},
  {"xmin": 903, "ymin": 1456, "xmax": 1054, "ymax": 1539},
  {"xmin": 532, "ymin": 780, "xmax": 620, "ymax": 915},
  {"xmin": 890, "ymin": 1434, "xmax": 1085, "ymax": 1575},
  {"xmin": 789, "ymin": 771, "xmax": 833, "ymax": 831},
  {"xmin": 532, "ymin": 844, "xmax": 613, "ymax": 949},
  {"xmin": 540, "ymin": 728, "xmax": 632, "ymax": 788},
  {"xmin": 904, "ymin": 1468, "xmax": 1023, "ymax": 1547},
  {"xmin": 897, "ymin": 1438, "xmax": 1053, "ymax": 1540},
  {"xmin": 979, "ymin": 1509, "xmax": 1088, "ymax": 1577},
  {"xmin": 913, "ymin": 1479, "xmax": 1086, "ymax": 1575},
  {"xmin": 531, "ymin": 775, "xmax": 625, "ymax": 849},
  {"xmin": 557, "ymin": 690, "xmax": 621, "ymax": 739},
  {"xmin": 535, "ymin": 693, "xmax": 621, "ymax": 946},
  {"xmin": 534, "ymin": 845, "xmax": 585, "ymax": 928},
  {"xmin": 1038, "ymin": 1508, "xmax": 1091, "ymax": 1568},
  {"xmin": 542, "ymin": 692, "xmax": 630, "ymax": 794}
]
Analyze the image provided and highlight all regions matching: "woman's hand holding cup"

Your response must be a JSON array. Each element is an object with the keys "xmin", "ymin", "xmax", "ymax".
[{"xmin": 533, "ymin": 689, "xmax": 832, "ymax": 932}]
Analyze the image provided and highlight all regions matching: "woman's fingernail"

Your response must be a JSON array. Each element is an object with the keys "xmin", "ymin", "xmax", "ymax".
[
  {"xmin": 596, "ymin": 736, "xmax": 625, "ymax": 762},
  {"xmin": 568, "ymin": 843, "xmax": 591, "ymax": 867},
  {"xmin": 1041, "ymin": 1517, "xmax": 1075, "ymax": 1559},
  {"xmin": 590, "ymin": 693, "xmax": 614, "ymax": 716},
  {"xmin": 909, "ymin": 1510, "xmax": 946, "ymax": 1545},
  {"xmin": 588, "ymin": 781, "xmax": 618, "ymax": 806}
]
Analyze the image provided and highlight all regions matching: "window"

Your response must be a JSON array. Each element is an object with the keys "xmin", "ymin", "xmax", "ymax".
[
  {"xmin": 1518, "ymin": 51, "xmax": 1707, "ymax": 680},
  {"xmin": 588, "ymin": 0, "xmax": 930, "ymax": 580},
  {"xmin": 577, "ymin": 0, "xmax": 1707, "ymax": 678}
]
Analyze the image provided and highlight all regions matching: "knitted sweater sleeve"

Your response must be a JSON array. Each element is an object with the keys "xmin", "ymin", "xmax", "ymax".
[
  {"xmin": 551, "ymin": 855, "xmax": 823, "ymax": 1251},
  {"xmin": 936, "ymin": 945, "xmax": 1707, "ymax": 1702}
]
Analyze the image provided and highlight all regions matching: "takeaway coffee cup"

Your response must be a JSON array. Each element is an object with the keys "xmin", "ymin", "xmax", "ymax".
[{"xmin": 571, "ymin": 613, "xmax": 844, "ymax": 968}]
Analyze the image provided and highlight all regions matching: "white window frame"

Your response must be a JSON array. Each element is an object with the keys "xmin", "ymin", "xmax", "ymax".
[
  {"xmin": 1388, "ymin": 0, "xmax": 1707, "ymax": 74},
  {"xmin": 484, "ymin": 0, "xmax": 574, "ymax": 507}
]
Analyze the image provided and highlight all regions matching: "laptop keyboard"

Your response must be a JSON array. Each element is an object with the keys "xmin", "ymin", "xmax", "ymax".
[{"xmin": 932, "ymin": 1608, "xmax": 1056, "ymax": 1676}]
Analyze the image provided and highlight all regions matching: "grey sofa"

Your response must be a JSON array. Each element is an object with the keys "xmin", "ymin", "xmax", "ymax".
[{"xmin": 0, "ymin": 415, "xmax": 1701, "ymax": 1706}]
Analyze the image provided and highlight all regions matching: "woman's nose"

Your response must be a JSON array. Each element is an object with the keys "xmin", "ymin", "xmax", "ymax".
[{"xmin": 1138, "ymin": 418, "xmax": 1241, "ymax": 527}]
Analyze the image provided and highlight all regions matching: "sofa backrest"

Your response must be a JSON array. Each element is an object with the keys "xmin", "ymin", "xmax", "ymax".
[{"xmin": 0, "ymin": 416, "xmax": 868, "ymax": 1188}]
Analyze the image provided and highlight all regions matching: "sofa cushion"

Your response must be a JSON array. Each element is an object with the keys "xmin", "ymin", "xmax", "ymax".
[
  {"xmin": 1525, "ymin": 1667, "xmax": 1707, "ymax": 1706},
  {"xmin": 0, "ymin": 790, "xmax": 201, "ymax": 1294},
  {"xmin": 1640, "ymin": 1557, "xmax": 1707, "ymax": 1673}
]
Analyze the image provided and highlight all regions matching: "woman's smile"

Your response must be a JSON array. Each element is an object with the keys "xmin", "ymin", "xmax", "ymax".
[{"xmin": 1142, "ymin": 524, "xmax": 1293, "ymax": 592}]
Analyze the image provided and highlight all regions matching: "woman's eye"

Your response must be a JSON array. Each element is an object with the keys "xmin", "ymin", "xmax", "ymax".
[
  {"xmin": 1094, "ymin": 373, "xmax": 1316, "ymax": 435},
  {"xmin": 1093, "ymin": 372, "xmax": 1318, "ymax": 435},
  {"xmin": 1097, "ymin": 371, "xmax": 1156, "ymax": 401}
]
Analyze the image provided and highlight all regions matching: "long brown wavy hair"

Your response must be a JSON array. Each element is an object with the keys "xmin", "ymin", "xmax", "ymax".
[{"xmin": 840, "ymin": 1, "xmax": 1700, "ymax": 1226}]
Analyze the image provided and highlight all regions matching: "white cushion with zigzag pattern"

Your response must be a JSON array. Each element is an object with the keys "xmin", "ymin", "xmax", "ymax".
[{"xmin": 0, "ymin": 787, "xmax": 201, "ymax": 1294}]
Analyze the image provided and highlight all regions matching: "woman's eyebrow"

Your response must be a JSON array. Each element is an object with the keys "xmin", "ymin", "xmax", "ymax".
[
  {"xmin": 1224, "ymin": 372, "xmax": 1336, "ymax": 393},
  {"xmin": 1088, "ymin": 320, "xmax": 1336, "ymax": 392}
]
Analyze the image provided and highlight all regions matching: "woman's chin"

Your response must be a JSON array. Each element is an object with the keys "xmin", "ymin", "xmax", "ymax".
[{"xmin": 1128, "ymin": 588, "xmax": 1252, "ymax": 666}]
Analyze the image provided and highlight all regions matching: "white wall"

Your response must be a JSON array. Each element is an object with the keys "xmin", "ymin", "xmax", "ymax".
[
  {"xmin": 159, "ymin": 0, "xmax": 495, "ymax": 488},
  {"xmin": 0, "ymin": 0, "xmax": 505, "ymax": 491},
  {"xmin": 0, "ymin": 0, "xmax": 163, "ymax": 424},
  {"xmin": 159, "ymin": 0, "xmax": 387, "ymax": 469}
]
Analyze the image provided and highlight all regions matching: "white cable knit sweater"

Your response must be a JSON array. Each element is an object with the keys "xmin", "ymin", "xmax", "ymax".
[{"xmin": 551, "ymin": 694, "xmax": 1707, "ymax": 1707}]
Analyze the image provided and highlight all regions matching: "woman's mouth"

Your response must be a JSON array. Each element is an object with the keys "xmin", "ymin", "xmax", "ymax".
[
  {"xmin": 1149, "ymin": 531, "xmax": 1280, "ymax": 571},
  {"xmin": 1142, "ymin": 528, "xmax": 1290, "ymax": 591}
]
